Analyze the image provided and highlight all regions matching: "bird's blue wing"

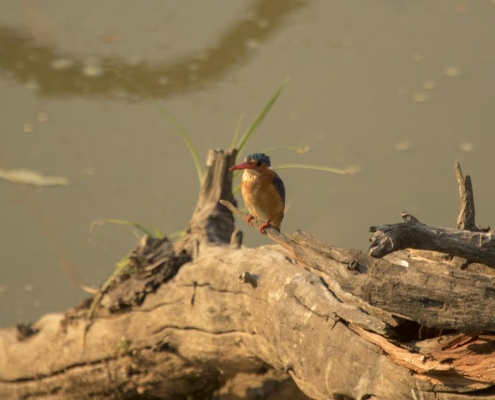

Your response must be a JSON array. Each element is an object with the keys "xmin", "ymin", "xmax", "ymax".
[{"xmin": 272, "ymin": 173, "xmax": 286, "ymax": 204}]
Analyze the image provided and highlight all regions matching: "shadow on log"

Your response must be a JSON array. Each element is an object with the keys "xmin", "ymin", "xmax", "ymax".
[{"xmin": 2, "ymin": 153, "xmax": 495, "ymax": 400}]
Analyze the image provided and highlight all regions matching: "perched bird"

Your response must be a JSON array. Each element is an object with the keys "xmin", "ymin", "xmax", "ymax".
[{"xmin": 229, "ymin": 153, "xmax": 286, "ymax": 235}]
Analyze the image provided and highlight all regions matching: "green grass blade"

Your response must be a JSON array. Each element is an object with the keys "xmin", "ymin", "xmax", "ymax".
[
  {"xmin": 236, "ymin": 78, "xmax": 289, "ymax": 158},
  {"xmin": 230, "ymin": 113, "xmax": 245, "ymax": 148},
  {"xmin": 167, "ymin": 230, "xmax": 186, "ymax": 241},
  {"xmin": 86, "ymin": 255, "xmax": 132, "ymax": 319},
  {"xmin": 112, "ymin": 70, "xmax": 203, "ymax": 183},
  {"xmin": 233, "ymin": 183, "xmax": 241, "ymax": 194},
  {"xmin": 89, "ymin": 219, "xmax": 162, "ymax": 239},
  {"xmin": 106, "ymin": 256, "xmax": 132, "ymax": 290},
  {"xmin": 232, "ymin": 169, "xmax": 243, "ymax": 180},
  {"xmin": 274, "ymin": 164, "xmax": 361, "ymax": 175}
]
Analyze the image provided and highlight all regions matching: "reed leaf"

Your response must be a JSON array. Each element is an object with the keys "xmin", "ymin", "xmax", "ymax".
[
  {"xmin": 112, "ymin": 71, "xmax": 203, "ymax": 183},
  {"xmin": 274, "ymin": 164, "xmax": 360, "ymax": 175},
  {"xmin": 230, "ymin": 113, "xmax": 245, "ymax": 148},
  {"xmin": 89, "ymin": 219, "xmax": 164, "ymax": 239},
  {"xmin": 236, "ymin": 79, "xmax": 289, "ymax": 158}
]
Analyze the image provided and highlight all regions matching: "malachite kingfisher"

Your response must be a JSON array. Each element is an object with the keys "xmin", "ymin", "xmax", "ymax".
[{"xmin": 229, "ymin": 153, "xmax": 286, "ymax": 235}]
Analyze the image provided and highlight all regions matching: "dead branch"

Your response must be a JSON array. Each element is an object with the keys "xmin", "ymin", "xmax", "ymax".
[{"xmin": 368, "ymin": 212, "xmax": 495, "ymax": 267}]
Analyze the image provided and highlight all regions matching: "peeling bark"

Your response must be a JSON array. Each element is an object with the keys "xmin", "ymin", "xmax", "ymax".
[{"xmin": 2, "ymin": 154, "xmax": 495, "ymax": 400}]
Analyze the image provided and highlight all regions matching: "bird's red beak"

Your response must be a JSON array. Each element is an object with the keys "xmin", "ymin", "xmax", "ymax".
[{"xmin": 229, "ymin": 162, "xmax": 255, "ymax": 171}]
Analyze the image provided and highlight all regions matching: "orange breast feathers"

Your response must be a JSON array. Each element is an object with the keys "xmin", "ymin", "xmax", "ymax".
[{"xmin": 241, "ymin": 168, "xmax": 285, "ymax": 229}]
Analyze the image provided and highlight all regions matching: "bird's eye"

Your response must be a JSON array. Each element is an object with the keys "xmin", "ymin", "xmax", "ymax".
[{"xmin": 256, "ymin": 161, "xmax": 262, "ymax": 167}]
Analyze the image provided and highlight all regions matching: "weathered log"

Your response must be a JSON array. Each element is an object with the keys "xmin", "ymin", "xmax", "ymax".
[{"xmin": 2, "ymin": 153, "xmax": 495, "ymax": 400}]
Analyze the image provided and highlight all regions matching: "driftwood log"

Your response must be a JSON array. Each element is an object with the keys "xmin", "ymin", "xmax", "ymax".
[{"xmin": 2, "ymin": 152, "xmax": 495, "ymax": 400}]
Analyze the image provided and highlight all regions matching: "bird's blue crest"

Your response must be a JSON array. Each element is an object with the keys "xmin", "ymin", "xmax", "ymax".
[{"xmin": 246, "ymin": 153, "xmax": 271, "ymax": 166}]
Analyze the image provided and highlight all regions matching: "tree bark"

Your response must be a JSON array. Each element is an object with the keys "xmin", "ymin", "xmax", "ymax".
[{"xmin": 2, "ymin": 154, "xmax": 495, "ymax": 400}]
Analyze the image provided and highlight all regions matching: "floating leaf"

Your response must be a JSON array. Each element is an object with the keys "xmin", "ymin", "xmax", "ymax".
[
  {"xmin": 412, "ymin": 92, "xmax": 429, "ymax": 103},
  {"xmin": 0, "ymin": 168, "xmax": 69, "ymax": 187},
  {"xmin": 459, "ymin": 142, "xmax": 475, "ymax": 152},
  {"xmin": 22, "ymin": 123, "xmax": 33, "ymax": 133},
  {"xmin": 394, "ymin": 142, "xmax": 413, "ymax": 152},
  {"xmin": 445, "ymin": 66, "xmax": 462, "ymax": 77},
  {"xmin": 422, "ymin": 80, "xmax": 436, "ymax": 90}
]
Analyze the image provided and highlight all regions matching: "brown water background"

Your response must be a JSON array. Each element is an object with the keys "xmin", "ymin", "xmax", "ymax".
[{"xmin": 1, "ymin": 0, "xmax": 495, "ymax": 326}]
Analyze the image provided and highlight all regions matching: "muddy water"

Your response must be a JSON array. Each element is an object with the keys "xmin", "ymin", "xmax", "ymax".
[{"xmin": 1, "ymin": 0, "xmax": 495, "ymax": 326}]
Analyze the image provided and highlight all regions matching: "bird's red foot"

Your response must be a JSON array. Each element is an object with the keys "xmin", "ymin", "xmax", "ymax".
[
  {"xmin": 246, "ymin": 214, "xmax": 254, "ymax": 226},
  {"xmin": 258, "ymin": 221, "xmax": 272, "ymax": 235}
]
